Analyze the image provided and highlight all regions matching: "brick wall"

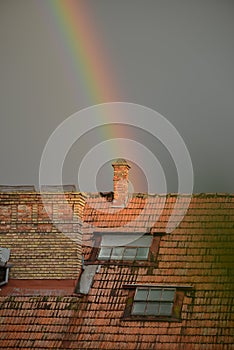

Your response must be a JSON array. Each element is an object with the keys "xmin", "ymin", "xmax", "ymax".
[{"xmin": 0, "ymin": 192, "xmax": 86, "ymax": 279}]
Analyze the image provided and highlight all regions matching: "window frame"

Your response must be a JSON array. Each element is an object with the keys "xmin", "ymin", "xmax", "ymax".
[
  {"xmin": 122, "ymin": 284, "xmax": 193, "ymax": 322},
  {"xmin": 88, "ymin": 232, "xmax": 163, "ymax": 264},
  {"xmin": 98, "ymin": 245, "xmax": 150, "ymax": 261},
  {"xmin": 132, "ymin": 287, "xmax": 176, "ymax": 316}
]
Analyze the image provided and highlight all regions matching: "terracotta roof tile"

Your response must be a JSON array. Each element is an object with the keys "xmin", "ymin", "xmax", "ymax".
[{"xmin": 0, "ymin": 192, "xmax": 234, "ymax": 348}]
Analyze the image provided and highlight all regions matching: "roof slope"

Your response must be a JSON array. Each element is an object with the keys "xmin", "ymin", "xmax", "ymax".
[
  {"xmin": 0, "ymin": 193, "xmax": 233, "ymax": 349},
  {"xmin": 0, "ymin": 296, "xmax": 80, "ymax": 349},
  {"xmin": 78, "ymin": 194, "xmax": 234, "ymax": 349}
]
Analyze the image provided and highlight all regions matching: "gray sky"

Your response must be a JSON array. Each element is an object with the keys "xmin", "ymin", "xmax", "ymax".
[{"xmin": 0, "ymin": 0, "xmax": 233, "ymax": 193}]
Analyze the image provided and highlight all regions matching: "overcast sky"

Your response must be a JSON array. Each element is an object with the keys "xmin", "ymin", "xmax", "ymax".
[{"xmin": 0, "ymin": 0, "xmax": 233, "ymax": 193}]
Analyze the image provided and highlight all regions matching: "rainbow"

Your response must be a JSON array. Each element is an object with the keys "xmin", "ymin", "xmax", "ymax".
[
  {"xmin": 39, "ymin": 0, "xmax": 120, "ymax": 104},
  {"xmin": 37, "ymin": 1, "xmax": 146, "ymax": 188}
]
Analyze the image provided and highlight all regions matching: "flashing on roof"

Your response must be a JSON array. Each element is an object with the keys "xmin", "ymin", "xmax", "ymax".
[
  {"xmin": 0, "ymin": 247, "xmax": 12, "ymax": 287},
  {"xmin": 0, "ymin": 185, "xmax": 35, "ymax": 192},
  {"xmin": 75, "ymin": 265, "xmax": 99, "ymax": 295}
]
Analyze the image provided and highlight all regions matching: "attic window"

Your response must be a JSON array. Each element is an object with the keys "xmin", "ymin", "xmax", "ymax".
[
  {"xmin": 132, "ymin": 287, "xmax": 176, "ymax": 316},
  {"xmin": 98, "ymin": 235, "xmax": 152, "ymax": 261},
  {"xmin": 123, "ymin": 284, "xmax": 193, "ymax": 321}
]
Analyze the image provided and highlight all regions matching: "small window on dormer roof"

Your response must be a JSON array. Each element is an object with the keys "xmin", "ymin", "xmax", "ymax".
[
  {"xmin": 132, "ymin": 287, "xmax": 176, "ymax": 316},
  {"xmin": 98, "ymin": 234, "xmax": 152, "ymax": 261},
  {"xmin": 123, "ymin": 284, "xmax": 193, "ymax": 321}
]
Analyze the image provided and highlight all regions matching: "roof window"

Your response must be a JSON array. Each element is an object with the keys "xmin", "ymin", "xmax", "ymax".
[
  {"xmin": 98, "ymin": 235, "xmax": 152, "ymax": 261},
  {"xmin": 132, "ymin": 287, "xmax": 176, "ymax": 316},
  {"xmin": 123, "ymin": 284, "xmax": 193, "ymax": 321}
]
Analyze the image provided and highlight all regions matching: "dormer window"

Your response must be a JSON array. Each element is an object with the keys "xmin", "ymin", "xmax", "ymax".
[
  {"xmin": 88, "ymin": 232, "xmax": 162, "ymax": 264},
  {"xmin": 132, "ymin": 287, "xmax": 176, "ymax": 316},
  {"xmin": 99, "ymin": 246, "xmax": 150, "ymax": 260},
  {"xmin": 123, "ymin": 284, "xmax": 193, "ymax": 321},
  {"xmin": 98, "ymin": 234, "xmax": 152, "ymax": 261},
  {"xmin": 123, "ymin": 284, "xmax": 193, "ymax": 322}
]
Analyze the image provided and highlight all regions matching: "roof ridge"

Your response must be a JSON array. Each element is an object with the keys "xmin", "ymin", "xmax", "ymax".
[{"xmin": 0, "ymin": 191, "xmax": 233, "ymax": 197}]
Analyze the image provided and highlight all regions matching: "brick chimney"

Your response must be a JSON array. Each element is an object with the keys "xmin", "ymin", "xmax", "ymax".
[{"xmin": 112, "ymin": 159, "xmax": 131, "ymax": 207}]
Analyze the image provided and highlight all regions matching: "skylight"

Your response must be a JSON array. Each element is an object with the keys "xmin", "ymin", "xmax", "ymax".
[
  {"xmin": 98, "ymin": 235, "xmax": 152, "ymax": 261},
  {"xmin": 132, "ymin": 287, "xmax": 176, "ymax": 316}
]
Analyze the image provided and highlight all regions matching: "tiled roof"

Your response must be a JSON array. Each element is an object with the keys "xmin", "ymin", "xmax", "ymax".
[
  {"xmin": 0, "ymin": 192, "xmax": 233, "ymax": 349},
  {"xmin": 0, "ymin": 296, "xmax": 80, "ymax": 349},
  {"xmin": 84, "ymin": 193, "xmax": 234, "ymax": 231},
  {"xmin": 77, "ymin": 194, "xmax": 234, "ymax": 349}
]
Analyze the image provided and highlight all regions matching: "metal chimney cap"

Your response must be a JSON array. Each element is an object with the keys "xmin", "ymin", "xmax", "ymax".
[{"xmin": 0, "ymin": 247, "xmax": 10, "ymax": 266}]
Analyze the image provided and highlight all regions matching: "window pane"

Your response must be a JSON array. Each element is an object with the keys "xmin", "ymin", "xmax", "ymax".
[
  {"xmin": 98, "ymin": 247, "xmax": 112, "ymax": 259},
  {"xmin": 135, "ymin": 288, "xmax": 148, "ymax": 301},
  {"xmin": 128, "ymin": 235, "xmax": 153, "ymax": 247},
  {"xmin": 136, "ymin": 247, "xmax": 149, "ymax": 260},
  {"xmin": 132, "ymin": 302, "xmax": 146, "ymax": 315},
  {"xmin": 145, "ymin": 302, "xmax": 160, "ymax": 315},
  {"xmin": 123, "ymin": 248, "xmax": 136, "ymax": 260},
  {"xmin": 159, "ymin": 302, "xmax": 173, "ymax": 316},
  {"xmin": 111, "ymin": 247, "xmax": 124, "ymax": 259},
  {"xmin": 148, "ymin": 288, "xmax": 162, "ymax": 301},
  {"xmin": 161, "ymin": 288, "xmax": 175, "ymax": 301}
]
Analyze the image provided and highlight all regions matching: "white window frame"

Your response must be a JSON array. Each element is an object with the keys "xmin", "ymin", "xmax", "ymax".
[{"xmin": 98, "ymin": 234, "xmax": 152, "ymax": 261}]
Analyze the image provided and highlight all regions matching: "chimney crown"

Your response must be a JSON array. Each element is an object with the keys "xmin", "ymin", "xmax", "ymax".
[{"xmin": 112, "ymin": 158, "xmax": 131, "ymax": 167}]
